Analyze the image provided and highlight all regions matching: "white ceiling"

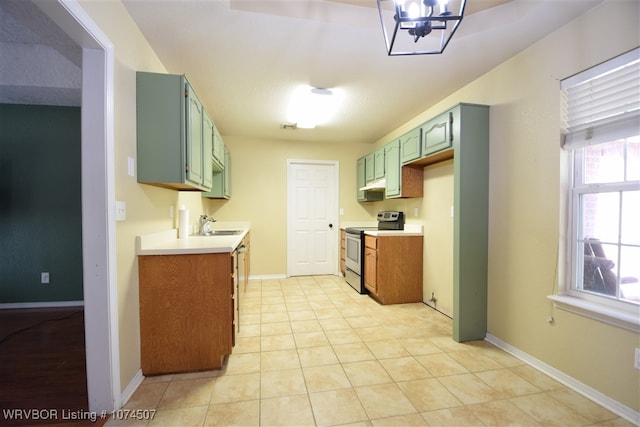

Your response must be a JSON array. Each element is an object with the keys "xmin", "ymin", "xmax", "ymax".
[
  {"xmin": 0, "ymin": 0, "xmax": 82, "ymax": 106},
  {"xmin": 2, "ymin": 0, "xmax": 604, "ymax": 144}
]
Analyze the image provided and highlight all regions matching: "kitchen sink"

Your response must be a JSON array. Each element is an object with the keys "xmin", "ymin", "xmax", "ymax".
[{"xmin": 202, "ymin": 230, "xmax": 243, "ymax": 236}]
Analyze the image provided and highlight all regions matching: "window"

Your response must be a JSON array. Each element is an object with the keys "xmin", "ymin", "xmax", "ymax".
[
  {"xmin": 555, "ymin": 48, "xmax": 640, "ymax": 330},
  {"xmin": 573, "ymin": 137, "xmax": 640, "ymax": 303}
]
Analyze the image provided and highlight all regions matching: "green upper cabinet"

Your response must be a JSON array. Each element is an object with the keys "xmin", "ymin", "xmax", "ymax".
[
  {"xmin": 136, "ymin": 71, "xmax": 212, "ymax": 191},
  {"xmin": 203, "ymin": 145, "xmax": 231, "ymax": 199},
  {"xmin": 212, "ymin": 124, "xmax": 224, "ymax": 171},
  {"xmin": 384, "ymin": 141, "xmax": 401, "ymax": 198},
  {"xmin": 202, "ymin": 106, "xmax": 214, "ymax": 190},
  {"xmin": 374, "ymin": 146, "xmax": 385, "ymax": 180},
  {"xmin": 400, "ymin": 127, "xmax": 421, "ymax": 164},
  {"xmin": 357, "ymin": 156, "xmax": 383, "ymax": 202},
  {"xmin": 385, "ymin": 140, "xmax": 423, "ymax": 199},
  {"xmin": 421, "ymin": 110, "xmax": 453, "ymax": 157},
  {"xmin": 364, "ymin": 152, "xmax": 375, "ymax": 183},
  {"xmin": 357, "ymin": 157, "xmax": 366, "ymax": 200},
  {"xmin": 186, "ymin": 84, "xmax": 204, "ymax": 187}
]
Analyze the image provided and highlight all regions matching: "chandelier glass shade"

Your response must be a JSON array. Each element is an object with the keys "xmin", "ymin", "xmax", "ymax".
[{"xmin": 377, "ymin": 0, "xmax": 466, "ymax": 56}]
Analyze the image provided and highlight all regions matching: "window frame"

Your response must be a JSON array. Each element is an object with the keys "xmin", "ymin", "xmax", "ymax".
[
  {"xmin": 569, "ymin": 144, "xmax": 639, "ymax": 306},
  {"xmin": 551, "ymin": 49, "xmax": 640, "ymax": 333}
]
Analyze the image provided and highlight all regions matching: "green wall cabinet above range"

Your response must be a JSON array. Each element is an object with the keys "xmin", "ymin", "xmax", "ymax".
[
  {"xmin": 356, "ymin": 157, "xmax": 383, "ymax": 201},
  {"xmin": 137, "ymin": 71, "xmax": 214, "ymax": 191},
  {"xmin": 373, "ymin": 146, "xmax": 385, "ymax": 180}
]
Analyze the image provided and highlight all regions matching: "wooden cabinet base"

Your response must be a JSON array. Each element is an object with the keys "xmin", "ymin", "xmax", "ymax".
[
  {"xmin": 138, "ymin": 253, "xmax": 233, "ymax": 375},
  {"xmin": 365, "ymin": 235, "xmax": 423, "ymax": 305}
]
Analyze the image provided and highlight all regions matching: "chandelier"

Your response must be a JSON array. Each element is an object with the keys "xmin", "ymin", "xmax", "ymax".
[{"xmin": 377, "ymin": 0, "xmax": 466, "ymax": 56}]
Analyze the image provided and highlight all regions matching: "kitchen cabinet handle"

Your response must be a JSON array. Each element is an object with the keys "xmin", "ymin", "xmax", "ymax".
[{"xmin": 329, "ymin": 223, "xmax": 333, "ymax": 229}]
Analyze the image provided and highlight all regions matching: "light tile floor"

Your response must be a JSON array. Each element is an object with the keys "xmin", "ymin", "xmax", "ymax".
[{"xmin": 109, "ymin": 275, "xmax": 633, "ymax": 426}]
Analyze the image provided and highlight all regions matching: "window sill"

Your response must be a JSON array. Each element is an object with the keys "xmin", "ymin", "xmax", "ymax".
[{"xmin": 548, "ymin": 295, "xmax": 640, "ymax": 333}]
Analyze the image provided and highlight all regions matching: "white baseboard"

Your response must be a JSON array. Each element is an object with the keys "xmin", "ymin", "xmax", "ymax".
[
  {"xmin": 248, "ymin": 274, "xmax": 287, "ymax": 281},
  {"xmin": 248, "ymin": 273, "xmax": 344, "ymax": 281},
  {"xmin": 119, "ymin": 369, "xmax": 144, "ymax": 408},
  {"xmin": 485, "ymin": 333, "xmax": 640, "ymax": 425},
  {"xmin": 0, "ymin": 301, "xmax": 84, "ymax": 309}
]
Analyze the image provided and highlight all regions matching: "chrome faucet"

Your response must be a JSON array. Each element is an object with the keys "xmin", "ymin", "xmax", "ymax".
[{"xmin": 199, "ymin": 215, "xmax": 217, "ymax": 235}]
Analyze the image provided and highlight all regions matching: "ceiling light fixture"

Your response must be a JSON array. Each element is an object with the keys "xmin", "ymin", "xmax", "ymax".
[
  {"xmin": 286, "ymin": 86, "xmax": 336, "ymax": 129},
  {"xmin": 377, "ymin": 0, "xmax": 466, "ymax": 56}
]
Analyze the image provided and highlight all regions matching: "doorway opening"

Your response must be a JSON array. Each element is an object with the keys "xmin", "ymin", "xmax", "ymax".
[{"xmin": 35, "ymin": 0, "xmax": 120, "ymax": 412}]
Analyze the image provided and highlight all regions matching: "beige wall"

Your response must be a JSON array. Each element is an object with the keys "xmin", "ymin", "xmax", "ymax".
[
  {"xmin": 78, "ymin": 0, "xmax": 638, "ymax": 412},
  {"xmin": 422, "ymin": 160, "xmax": 454, "ymax": 316},
  {"xmin": 204, "ymin": 136, "xmax": 374, "ymax": 275}
]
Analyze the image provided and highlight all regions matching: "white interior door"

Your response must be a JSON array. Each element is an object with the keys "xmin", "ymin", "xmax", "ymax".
[{"xmin": 287, "ymin": 160, "xmax": 339, "ymax": 276}]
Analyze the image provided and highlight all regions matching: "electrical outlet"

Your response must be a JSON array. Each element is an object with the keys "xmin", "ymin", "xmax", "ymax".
[
  {"xmin": 116, "ymin": 200, "xmax": 126, "ymax": 221},
  {"xmin": 41, "ymin": 272, "xmax": 49, "ymax": 284},
  {"xmin": 635, "ymin": 348, "xmax": 640, "ymax": 370}
]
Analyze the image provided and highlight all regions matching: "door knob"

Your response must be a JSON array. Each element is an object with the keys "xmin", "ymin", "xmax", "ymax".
[{"xmin": 329, "ymin": 223, "xmax": 333, "ymax": 228}]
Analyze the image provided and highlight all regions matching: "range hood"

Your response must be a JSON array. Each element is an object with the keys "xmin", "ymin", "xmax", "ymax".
[{"xmin": 359, "ymin": 178, "xmax": 386, "ymax": 192}]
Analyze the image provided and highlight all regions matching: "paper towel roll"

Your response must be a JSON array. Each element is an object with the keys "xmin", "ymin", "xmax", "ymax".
[{"xmin": 178, "ymin": 205, "xmax": 189, "ymax": 239}]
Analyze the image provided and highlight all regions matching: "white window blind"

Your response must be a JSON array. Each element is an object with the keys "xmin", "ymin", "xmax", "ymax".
[{"xmin": 561, "ymin": 48, "xmax": 640, "ymax": 150}]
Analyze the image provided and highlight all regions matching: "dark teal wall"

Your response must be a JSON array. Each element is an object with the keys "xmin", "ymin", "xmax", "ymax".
[{"xmin": 0, "ymin": 104, "xmax": 83, "ymax": 303}]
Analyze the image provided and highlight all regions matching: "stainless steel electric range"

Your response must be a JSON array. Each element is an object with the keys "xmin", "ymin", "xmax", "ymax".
[{"xmin": 344, "ymin": 211, "xmax": 405, "ymax": 294}]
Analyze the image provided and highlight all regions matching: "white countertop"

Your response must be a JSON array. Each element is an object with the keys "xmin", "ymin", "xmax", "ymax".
[
  {"xmin": 341, "ymin": 223, "xmax": 424, "ymax": 237},
  {"xmin": 364, "ymin": 229, "xmax": 423, "ymax": 237},
  {"xmin": 136, "ymin": 223, "xmax": 250, "ymax": 256}
]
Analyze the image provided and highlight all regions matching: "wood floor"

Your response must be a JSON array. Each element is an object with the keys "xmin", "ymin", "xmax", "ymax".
[{"xmin": 0, "ymin": 308, "xmax": 105, "ymax": 427}]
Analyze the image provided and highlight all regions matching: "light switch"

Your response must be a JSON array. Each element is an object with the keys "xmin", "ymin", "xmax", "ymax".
[
  {"xmin": 116, "ymin": 201, "xmax": 126, "ymax": 221},
  {"xmin": 127, "ymin": 157, "xmax": 135, "ymax": 177}
]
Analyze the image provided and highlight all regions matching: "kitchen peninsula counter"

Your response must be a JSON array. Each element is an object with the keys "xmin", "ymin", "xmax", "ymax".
[
  {"xmin": 136, "ymin": 222, "xmax": 250, "ymax": 375},
  {"xmin": 339, "ymin": 223, "xmax": 423, "ymax": 237},
  {"xmin": 136, "ymin": 224, "xmax": 249, "ymax": 255}
]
